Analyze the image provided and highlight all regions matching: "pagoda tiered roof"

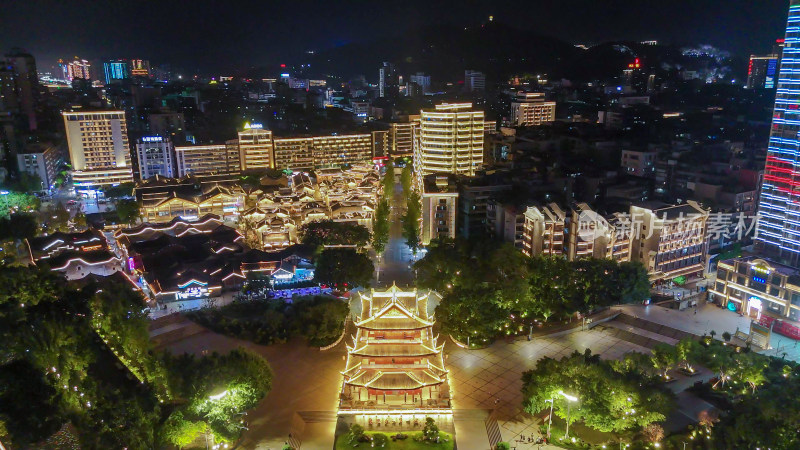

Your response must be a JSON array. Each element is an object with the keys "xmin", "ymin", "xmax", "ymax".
[{"xmin": 342, "ymin": 285, "xmax": 448, "ymax": 394}]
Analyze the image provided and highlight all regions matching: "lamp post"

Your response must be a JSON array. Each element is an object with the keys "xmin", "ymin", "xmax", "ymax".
[
  {"xmin": 559, "ymin": 390, "xmax": 577, "ymax": 440},
  {"xmin": 545, "ymin": 398, "xmax": 554, "ymax": 439}
]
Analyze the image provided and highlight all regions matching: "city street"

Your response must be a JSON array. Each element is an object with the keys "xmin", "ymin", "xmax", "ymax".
[{"xmin": 373, "ymin": 175, "xmax": 418, "ymax": 288}]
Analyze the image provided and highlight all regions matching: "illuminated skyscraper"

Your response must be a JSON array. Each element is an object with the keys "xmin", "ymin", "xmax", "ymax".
[
  {"xmin": 103, "ymin": 60, "xmax": 130, "ymax": 84},
  {"xmin": 413, "ymin": 103, "xmax": 485, "ymax": 187},
  {"xmin": 60, "ymin": 58, "xmax": 91, "ymax": 81},
  {"xmin": 755, "ymin": 0, "xmax": 800, "ymax": 265},
  {"xmin": 747, "ymin": 54, "xmax": 780, "ymax": 89},
  {"xmin": 129, "ymin": 59, "xmax": 151, "ymax": 77}
]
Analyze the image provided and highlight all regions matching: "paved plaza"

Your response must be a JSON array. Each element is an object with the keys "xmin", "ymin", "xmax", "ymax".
[
  {"xmin": 615, "ymin": 302, "xmax": 800, "ymax": 362},
  {"xmin": 162, "ymin": 314, "xmax": 658, "ymax": 449}
]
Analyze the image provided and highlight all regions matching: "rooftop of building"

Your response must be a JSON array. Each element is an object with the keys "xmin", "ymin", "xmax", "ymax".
[
  {"xmin": 422, "ymin": 173, "xmax": 459, "ymax": 194},
  {"xmin": 20, "ymin": 142, "xmax": 56, "ymax": 154},
  {"xmin": 720, "ymin": 255, "xmax": 800, "ymax": 277}
]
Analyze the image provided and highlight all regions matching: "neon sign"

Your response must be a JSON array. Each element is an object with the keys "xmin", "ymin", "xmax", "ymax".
[{"xmin": 176, "ymin": 286, "xmax": 209, "ymax": 300}]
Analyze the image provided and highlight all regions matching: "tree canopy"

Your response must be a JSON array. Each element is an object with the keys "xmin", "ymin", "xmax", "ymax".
[
  {"xmin": 415, "ymin": 238, "xmax": 650, "ymax": 343},
  {"xmin": 300, "ymin": 220, "xmax": 371, "ymax": 250},
  {"xmin": 522, "ymin": 350, "xmax": 675, "ymax": 434},
  {"xmin": 314, "ymin": 247, "xmax": 374, "ymax": 288}
]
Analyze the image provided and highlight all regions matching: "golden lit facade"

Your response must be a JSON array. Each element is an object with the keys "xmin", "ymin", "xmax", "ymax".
[
  {"xmin": 510, "ymin": 92, "xmax": 556, "ymax": 126},
  {"xmin": 238, "ymin": 126, "xmax": 274, "ymax": 170},
  {"xmin": 175, "ymin": 144, "xmax": 241, "ymax": 176},
  {"xmin": 630, "ymin": 201, "xmax": 709, "ymax": 282},
  {"xmin": 140, "ymin": 187, "xmax": 245, "ymax": 223},
  {"xmin": 413, "ymin": 103, "xmax": 485, "ymax": 188},
  {"xmin": 62, "ymin": 111, "xmax": 134, "ymax": 189},
  {"xmin": 312, "ymin": 134, "xmax": 374, "ymax": 168},
  {"xmin": 339, "ymin": 285, "xmax": 450, "ymax": 412},
  {"xmin": 273, "ymin": 137, "xmax": 314, "ymax": 171},
  {"xmin": 521, "ymin": 204, "xmax": 566, "ymax": 257}
]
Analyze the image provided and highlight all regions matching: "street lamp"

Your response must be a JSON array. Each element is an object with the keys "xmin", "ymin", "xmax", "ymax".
[
  {"xmin": 558, "ymin": 390, "xmax": 578, "ymax": 440},
  {"xmin": 545, "ymin": 398, "xmax": 554, "ymax": 439}
]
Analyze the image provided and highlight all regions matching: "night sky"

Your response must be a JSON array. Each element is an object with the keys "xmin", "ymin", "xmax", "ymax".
[{"xmin": 2, "ymin": 0, "xmax": 791, "ymax": 74}]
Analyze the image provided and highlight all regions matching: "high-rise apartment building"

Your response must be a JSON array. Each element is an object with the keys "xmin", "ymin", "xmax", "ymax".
[
  {"xmin": 755, "ymin": 0, "xmax": 800, "ymax": 266},
  {"xmin": 16, "ymin": 142, "xmax": 59, "ymax": 189},
  {"xmin": 136, "ymin": 136, "xmax": 175, "ymax": 179},
  {"xmin": 510, "ymin": 92, "xmax": 556, "ymax": 126},
  {"xmin": 4, "ymin": 49, "xmax": 39, "ymax": 130},
  {"xmin": 62, "ymin": 111, "xmax": 133, "ymax": 190},
  {"xmin": 378, "ymin": 62, "xmax": 397, "ymax": 98},
  {"xmin": 747, "ymin": 54, "xmax": 780, "ymax": 89},
  {"xmin": 409, "ymin": 72, "xmax": 431, "ymax": 94},
  {"xmin": 389, "ymin": 116, "xmax": 419, "ymax": 157},
  {"xmin": 464, "ymin": 70, "xmax": 486, "ymax": 92},
  {"xmin": 413, "ymin": 103, "xmax": 485, "ymax": 187},
  {"xmin": 238, "ymin": 125, "xmax": 274, "ymax": 171},
  {"xmin": 129, "ymin": 59, "xmax": 151, "ymax": 77},
  {"xmin": 521, "ymin": 204, "xmax": 566, "ymax": 257},
  {"xmin": 103, "ymin": 60, "xmax": 130, "ymax": 84},
  {"xmin": 175, "ymin": 144, "xmax": 240, "ymax": 177},
  {"xmin": 630, "ymin": 201, "xmax": 709, "ymax": 282},
  {"xmin": 61, "ymin": 58, "xmax": 91, "ymax": 81}
]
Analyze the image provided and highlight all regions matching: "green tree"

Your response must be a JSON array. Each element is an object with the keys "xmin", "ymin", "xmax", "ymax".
[
  {"xmin": 300, "ymin": 220, "xmax": 371, "ymax": 249},
  {"xmin": 382, "ymin": 159, "xmax": 395, "ymax": 202},
  {"xmin": 115, "ymin": 199, "xmax": 141, "ymax": 225},
  {"xmin": 160, "ymin": 411, "xmax": 207, "ymax": 449},
  {"xmin": 401, "ymin": 191, "xmax": 421, "ymax": 253},
  {"xmin": 314, "ymin": 248, "xmax": 374, "ymax": 288},
  {"xmin": 422, "ymin": 417, "xmax": 439, "ymax": 442},
  {"xmin": 400, "ymin": 164, "xmax": 413, "ymax": 198},
  {"xmin": 0, "ymin": 213, "xmax": 39, "ymax": 241},
  {"xmin": 372, "ymin": 432, "xmax": 388, "ymax": 447},
  {"xmin": 650, "ymin": 343, "xmax": 678, "ymax": 379},
  {"xmin": 372, "ymin": 198, "xmax": 390, "ymax": 254}
]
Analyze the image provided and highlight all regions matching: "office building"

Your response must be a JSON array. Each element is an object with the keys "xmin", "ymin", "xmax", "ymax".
[
  {"xmin": 62, "ymin": 110, "xmax": 133, "ymax": 191},
  {"xmin": 630, "ymin": 201, "xmax": 709, "ymax": 283},
  {"xmin": 4, "ymin": 49, "xmax": 39, "ymax": 130},
  {"xmin": 103, "ymin": 60, "xmax": 129, "ymax": 84},
  {"xmin": 61, "ymin": 58, "xmax": 91, "ymax": 81},
  {"xmin": 175, "ymin": 144, "xmax": 240, "ymax": 177},
  {"xmin": 510, "ymin": 92, "xmax": 556, "ymax": 126},
  {"xmin": 136, "ymin": 136, "xmax": 175, "ymax": 179},
  {"xmin": 16, "ymin": 142, "xmax": 59, "ymax": 189},
  {"xmin": 129, "ymin": 59, "xmax": 151, "ymax": 77},
  {"xmin": 413, "ymin": 103, "xmax": 485, "ymax": 187},
  {"xmin": 755, "ymin": 1, "xmax": 800, "ymax": 265},
  {"xmin": 464, "ymin": 70, "xmax": 486, "ymax": 92},
  {"xmin": 238, "ymin": 124, "xmax": 274, "ymax": 171},
  {"xmin": 747, "ymin": 54, "xmax": 780, "ymax": 89},
  {"xmin": 521, "ymin": 204, "xmax": 566, "ymax": 257}
]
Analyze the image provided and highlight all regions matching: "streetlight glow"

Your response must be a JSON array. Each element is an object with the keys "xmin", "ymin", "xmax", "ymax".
[
  {"xmin": 209, "ymin": 390, "xmax": 229, "ymax": 401},
  {"xmin": 559, "ymin": 390, "xmax": 577, "ymax": 402}
]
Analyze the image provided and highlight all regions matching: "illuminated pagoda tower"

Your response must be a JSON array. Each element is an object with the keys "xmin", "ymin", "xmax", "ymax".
[{"xmin": 339, "ymin": 285, "xmax": 450, "ymax": 411}]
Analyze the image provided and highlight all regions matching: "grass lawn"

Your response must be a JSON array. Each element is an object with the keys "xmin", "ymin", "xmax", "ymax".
[{"xmin": 335, "ymin": 431, "xmax": 454, "ymax": 449}]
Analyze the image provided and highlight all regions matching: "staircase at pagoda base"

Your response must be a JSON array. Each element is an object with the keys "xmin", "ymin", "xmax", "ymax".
[{"xmin": 338, "ymin": 284, "xmax": 452, "ymax": 414}]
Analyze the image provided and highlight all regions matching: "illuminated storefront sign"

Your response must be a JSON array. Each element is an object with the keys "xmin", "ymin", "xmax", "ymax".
[{"xmin": 176, "ymin": 286, "xmax": 209, "ymax": 300}]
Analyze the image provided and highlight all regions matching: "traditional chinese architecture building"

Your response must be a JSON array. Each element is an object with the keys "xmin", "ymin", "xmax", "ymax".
[{"xmin": 339, "ymin": 285, "xmax": 451, "ymax": 412}]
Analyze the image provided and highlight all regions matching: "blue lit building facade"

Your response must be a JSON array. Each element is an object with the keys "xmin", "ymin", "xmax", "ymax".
[
  {"xmin": 755, "ymin": 0, "xmax": 800, "ymax": 267},
  {"xmin": 103, "ymin": 60, "xmax": 129, "ymax": 84}
]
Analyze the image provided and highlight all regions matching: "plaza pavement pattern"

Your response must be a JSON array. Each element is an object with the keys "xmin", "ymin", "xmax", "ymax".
[{"xmin": 156, "ymin": 315, "xmax": 658, "ymax": 449}]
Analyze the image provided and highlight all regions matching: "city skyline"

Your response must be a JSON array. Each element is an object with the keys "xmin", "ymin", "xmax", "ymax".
[{"xmin": 3, "ymin": 0, "xmax": 792, "ymax": 74}]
